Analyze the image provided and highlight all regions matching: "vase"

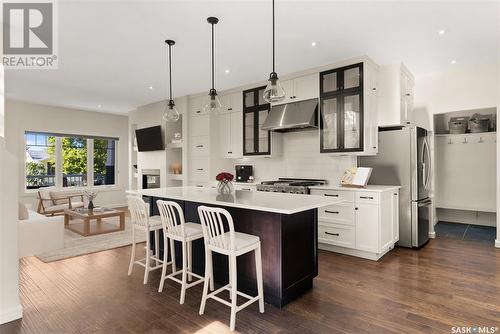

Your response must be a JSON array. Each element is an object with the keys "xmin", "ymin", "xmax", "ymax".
[{"xmin": 217, "ymin": 181, "xmax": 234, "ymax": 194}]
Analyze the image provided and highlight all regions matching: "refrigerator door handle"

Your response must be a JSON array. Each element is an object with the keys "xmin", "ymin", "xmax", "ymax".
[{"xmin": 423, "ymin": 138, "xmax": 432, "ymax": 190}]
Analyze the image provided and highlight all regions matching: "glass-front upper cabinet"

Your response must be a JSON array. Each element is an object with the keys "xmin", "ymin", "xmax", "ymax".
[
  {"xmin": 243, "ymin": 86, "xmax": 271, "ymax": 156},
  {"xmin": 320, "ymin": 63, "xmax": 364, "ymax": 153}
]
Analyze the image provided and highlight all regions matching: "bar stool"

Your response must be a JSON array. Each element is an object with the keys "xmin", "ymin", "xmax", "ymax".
[
  {"xmin": 156, "ymin": 200, "xmax": 209, "ymax": 304},
  {"xmin": 197, "ymin": 205, "xmax": 264, "ymax": 332},
  {"xmin": 127, "ymin": 195, "xmax": 166, "ymax": 284}
]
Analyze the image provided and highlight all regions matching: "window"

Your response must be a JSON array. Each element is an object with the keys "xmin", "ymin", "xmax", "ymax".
[
  {"xmin": 93, "ymin": 139, "xmax": 115, "ymax": 186},
  {"xmin": 62, "ymin": 136, "xmax": 88, "ymax": 187},
  {"xmin": 25, "ymin": 132, "xmax": 56, "ymax": 189},
  {"xmin": 24, "ymin": 132, "xmax": 118, "ymax": 190}
]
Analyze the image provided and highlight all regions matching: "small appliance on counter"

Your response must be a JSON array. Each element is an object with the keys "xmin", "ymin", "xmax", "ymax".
[{"xmin": 235, "ymin": 165, "xmax": 253, "ymax": 183}]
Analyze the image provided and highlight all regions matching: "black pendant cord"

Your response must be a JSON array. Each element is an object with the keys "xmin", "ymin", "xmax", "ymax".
[
  {"xmin": 272, "ymin": 0, "xmax": 275, "ymax": 74},
  {"xmin": 168, "ymin": 43, "xmax": 173, "ymax": 101},
  {"xmin": 211, "ymin": 21, "xmax": 215, "ymax": 91}
]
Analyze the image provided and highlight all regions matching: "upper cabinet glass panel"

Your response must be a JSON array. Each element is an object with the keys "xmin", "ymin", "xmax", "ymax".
[
  {"xmin": 343, "ymin": 94, "xmax": 361, "ymax": 149},
  {"xmin": 321, "ymin": 71, "xmax": 338, "ymax": 94},
  {"xmin": 244, "ymin": 91, "xmax": 255, "ymax": 108},
  {"xmin": 343, "ymin": 67, "xmax": 360, "ymax": 90}
]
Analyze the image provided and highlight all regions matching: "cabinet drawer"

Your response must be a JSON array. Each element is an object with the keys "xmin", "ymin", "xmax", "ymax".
[
  {"xmin": 190, "ymin": 136, "xmax": 209, "ymax": 157},
  {"xmin": 311, "ymin": 189, "xmax": 355, "ymax": 203},
  {"xmin": 319, "ymin": 203, "xmax": 355, "ymax": 226},
  {"xmin": 355, "ymin": 192, "xmax": 380, "ymax": 204},
  {"xmin": 190, "ymin": 159, "xmax": 209, "ymax": 182},
  {"xmin": 233, "ymin": 184, "xmax": 256, "ymax": 192},
  {"xmin": 318, "ymin": 224, "xmax": 355, "ymax": 249},
  {"xmin": 191, "ymin": 114, "xmax": 209, "ymax": 136}
]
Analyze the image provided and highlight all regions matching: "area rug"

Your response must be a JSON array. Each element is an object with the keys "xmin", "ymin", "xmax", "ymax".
[{"xmin": 36, "ymin": 215, "xmax": 146, "ymax": 263}]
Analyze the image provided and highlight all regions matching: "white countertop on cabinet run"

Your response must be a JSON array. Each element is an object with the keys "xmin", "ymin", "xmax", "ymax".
[
  {"xmin": 131, "ymin": 186, "xmax": 344, "ymax": 215},
  {"xmin": 309, "ymin": 185, "xmax": 401, "ymax": 192}
]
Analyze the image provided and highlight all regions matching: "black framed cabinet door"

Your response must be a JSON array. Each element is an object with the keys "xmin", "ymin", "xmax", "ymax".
[
  {"xmin": 243, "ymin": 86, "xmax": 271, "ymax": 156},
  {"xmin": 320, "ymin": 62, "xmax": 364, "ymax": 153}
]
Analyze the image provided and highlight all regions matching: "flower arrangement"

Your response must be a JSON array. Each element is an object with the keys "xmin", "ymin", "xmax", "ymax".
[
  {"xmin": 84, "ymin": 188, "xmax": 98, "ymax": 210},
  {"xmin": 216, "ymin": 172, "xmax": 234, "ymax": 194}
]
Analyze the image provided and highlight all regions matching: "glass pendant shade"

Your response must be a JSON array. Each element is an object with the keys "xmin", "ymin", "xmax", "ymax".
[
  {"xmin": 263, "ymin": 76, "xmax": 286, "ymax": 103},
  {"xmin": 163, "ymin": 100, "xmax": 180, "ymax": 122},
  {"xmin": 203, "ymin": 90, "xmax": 222, "ymax": 113}
]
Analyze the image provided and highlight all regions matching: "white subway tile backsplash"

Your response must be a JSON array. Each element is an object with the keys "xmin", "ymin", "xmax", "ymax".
[{"xmin": 230, "ymin": 130, "xmax": 356, "ymax": 185}]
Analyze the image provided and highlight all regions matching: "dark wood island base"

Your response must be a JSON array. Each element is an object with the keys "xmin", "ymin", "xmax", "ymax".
[{"xmin": 147, "ymin": 197, "xmax": 318, "ymax": 308}]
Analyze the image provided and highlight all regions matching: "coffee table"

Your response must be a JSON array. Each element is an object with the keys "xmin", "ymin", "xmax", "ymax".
[{"xmin": 64, "ymin": 208, "xmax": 125, "ymax": 237}]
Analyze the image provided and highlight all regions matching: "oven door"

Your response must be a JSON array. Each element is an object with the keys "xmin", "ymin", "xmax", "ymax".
[{"xmin": 411, "ymin": 198, "xmax": 431, "ymax": 248}]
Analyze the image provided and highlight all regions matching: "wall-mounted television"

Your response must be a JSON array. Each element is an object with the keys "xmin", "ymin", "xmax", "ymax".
[{"xmin": 135, "ymin": 126, "xmax": 164, "ymax": 152}]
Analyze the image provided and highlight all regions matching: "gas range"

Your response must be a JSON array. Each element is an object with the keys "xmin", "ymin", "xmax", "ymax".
[{"xmin": 256, "ymin": 178, "xmax": 327, "ymax": 194}]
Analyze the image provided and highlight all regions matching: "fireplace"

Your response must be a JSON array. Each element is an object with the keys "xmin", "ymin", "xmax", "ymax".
[{"xmin": 142, "ymin": 169, "xmax": 160, "ymax": 189}]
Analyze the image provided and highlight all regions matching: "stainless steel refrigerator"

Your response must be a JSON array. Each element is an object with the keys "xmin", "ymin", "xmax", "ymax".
[{"xmin": 359, "ymin": 126, "xmax": 432, "ymax": 248}]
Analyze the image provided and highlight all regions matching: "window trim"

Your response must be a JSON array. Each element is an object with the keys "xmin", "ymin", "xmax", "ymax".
[{"xmin": 24, "ymin": 131, "xmax": 118, "ymax": 190}]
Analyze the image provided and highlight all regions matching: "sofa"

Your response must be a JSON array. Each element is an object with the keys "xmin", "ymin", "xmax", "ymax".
[{"xmin": 19, "ymin": 207, "xmax": 64, "ymax": 258}]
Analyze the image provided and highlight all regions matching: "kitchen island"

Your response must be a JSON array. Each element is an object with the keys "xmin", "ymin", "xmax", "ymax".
[{"xmin": 135, "ymin": 186, "xmax": 342, "ymax": 308}]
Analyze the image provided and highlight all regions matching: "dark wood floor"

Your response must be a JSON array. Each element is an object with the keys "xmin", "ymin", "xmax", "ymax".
[{"xmin": 1, "ymin": 236, "xmax": 500, "ymax": 334}]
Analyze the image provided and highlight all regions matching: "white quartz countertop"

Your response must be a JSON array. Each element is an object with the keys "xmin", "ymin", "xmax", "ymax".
[
  {"xmin": 309, "ymin": 185, "xmax": 401, "ymax": 192},
  {"xmin": 131, "ymin": 186, "xmax": 343, "ymax": 215}
]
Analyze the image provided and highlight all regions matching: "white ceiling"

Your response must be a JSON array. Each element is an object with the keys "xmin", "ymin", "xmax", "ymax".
[{"xmin": 4, "ymin": 0, "xmax": 500, "ymax": 114}]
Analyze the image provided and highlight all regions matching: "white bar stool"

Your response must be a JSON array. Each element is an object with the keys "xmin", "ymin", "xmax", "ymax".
[
  {"xmin": 127, "ymin": 195, "xmax": 167, "ymax": 284},
  {"xmin": 157, "ymin": 200, "xmax": 209, "ymax": 304},
  {"xmin": 197, "ymin": 205, "xmax": 264, "ymax": 332}
]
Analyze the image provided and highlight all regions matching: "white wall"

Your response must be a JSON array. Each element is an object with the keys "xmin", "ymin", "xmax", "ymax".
[
  {"xmin": 232, "ymin": 130, "xmax": 356, "ymax": 185},
  {"xmin": 413, "ymin": 61, "xmax": 500, "ymax": 245},
  {"xmin": 4, "ymin": 100, "xmax": 129, "ymax": 208},
  {"xmin": 0, "ymin": 65, "xmax": 23, "ymax": 324}
]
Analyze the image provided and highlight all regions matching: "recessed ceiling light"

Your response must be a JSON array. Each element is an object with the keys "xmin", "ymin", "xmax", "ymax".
[
  {"xmin": 438, "ymin": 29, "xmax": 445, "ymax": 35},
  {"xmin": 148, "ymin": 86, "xmax": 153, "ymax": 90},
  {"xmin": 97, "ymin": 104, "xmax": 102, "ymax": 108},
  {"xmin": 311, "ymin": 42, "xmax": 317, "ymax": 47},
  {"xmin": 225, "ymin": 69, "xmax": 230, "ymax": 74},
  {"xmin": 451, "ymin": 60, "xmax": 457, "ymax": 64}
]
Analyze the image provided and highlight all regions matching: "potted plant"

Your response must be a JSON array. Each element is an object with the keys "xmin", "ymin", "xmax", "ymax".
[{"xmin": 216, "ymin": 172, "xmax": 234, "ymax": 194}]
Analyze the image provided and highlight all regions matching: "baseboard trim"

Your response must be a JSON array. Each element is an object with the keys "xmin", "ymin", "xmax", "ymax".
[
  {"xmin": 495, "ymin": 239, "xmax": 500, "ymax": 248},
  {"xmin": 0, "ymin": 304, "xmax": 23, "ymax": 325},
  {"xmin": 429, "ymin": 231, "xmax": 436, "ymax": 239},
  {"xmin": 318, "ymin": 243, "xmax": 392, "ymax": 261}
]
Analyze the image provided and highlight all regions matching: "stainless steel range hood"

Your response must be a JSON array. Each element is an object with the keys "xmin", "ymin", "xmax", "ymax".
[{"xmin": 261, "ymin": 98, "xmax": 319, "ymax": 132}]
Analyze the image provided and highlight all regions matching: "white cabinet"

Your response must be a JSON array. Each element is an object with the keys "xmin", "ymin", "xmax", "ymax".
[
  {"xmin": 190, "ymin": 114, "xmax": 209, "ymax": 136},
  {"xmin": 189, "ymin": 95, "xmax": 209, "ymax": 116},
  {"xmin": 233, "ymin": 183, "xmax": 256, "ymax": 191},
  {"xmin": 273, "ymin": 73, "xmax": 319, "ymax": 105},
  {"xmin": 311, "ymin": 186, "xmax": 399, "ymax": 261},
  {"xmin": 377, "ymin": 63, "xmax": 415, "ymax": 127},
  {"xmin": 216, "ymin": 111, "xmax": 243, "ymax": 159},
  {"xmin": 190, "ymin": 135, "xmax": 209, "ymax": 157},
  {"xmin": 220, "ymin": 92, "xmax": 243, "ymax": 113}
]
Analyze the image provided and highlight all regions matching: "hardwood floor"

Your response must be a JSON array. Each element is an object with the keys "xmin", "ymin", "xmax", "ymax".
[{"xmin": 1, "ymin": 237, "xmax": 500, "ymax": 334}]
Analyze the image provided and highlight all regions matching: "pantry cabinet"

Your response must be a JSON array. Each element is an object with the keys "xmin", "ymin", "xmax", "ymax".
[
  {"xmin": 272, "ymin": 73, "xmax": 319, "ymax": 105},
  {"xmin": 311, "ymin": 186, "xmax": 399, "ymax": 261},
  {"xmin": 216, "ymin": 111, "xmax": 243, "ymax": 159},
  {"xmin": 220, "ymin": 92, "xmax": 243, "ymax": 113},
  {"xmin": 319, "ymin": 60, "xmax": 378, "ymax": 155},
  {"xmin": 377, "ymin": 63, "xmax": 415, "ymax": 126}
]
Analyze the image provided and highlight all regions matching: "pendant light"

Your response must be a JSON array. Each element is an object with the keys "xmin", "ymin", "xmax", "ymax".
[
  {"xmin": 203, "ymin": 16, "xmax": 222, "ymax": 113},
  {"xmin": 263, "ymin": 0, "xmax": 286, "ymax": 103},
  {"xmin": 163, "ymin": 39, "xmax": 180, "ymax": 122}
]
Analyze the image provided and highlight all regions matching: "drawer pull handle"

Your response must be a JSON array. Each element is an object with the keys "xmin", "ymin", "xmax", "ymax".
[
  {"xmin": 324, "ymin": 194, "xmax": 339, "ymax": 197},
  {"xmin": 196, "ymin": 185, "xmax": 203, "ymax": 187},
  {"xmin": 196, "ymin": 145, "xmax": 204, "ymax": 148},
  {"xmin": 196, "ymin": 110, "xmax": 201, "ymax": 114},
  {"xmin": 228, "ymin": 107, "xmax": 233, "ymax": 111},
  {"xmin": 196, "ymin": 168, "xmax": 204, "ymax": 171},
  {"xmin": 325, "ymin": 232, "xmax": 340, "ymax": 236},
  {"xmin": 325, "ymin": 210, "xmax": 339, "ymax": 214},
  {"xmin": 227, "ymin": 151, "xmax": 233, "ymax": 154},
  {"xmin": 360, "ymin": 196, "xmax": 374, "ymax": 199},
  {"xmin": 241, "ymin": 188, "xmax": 251, "ymax": 191}
]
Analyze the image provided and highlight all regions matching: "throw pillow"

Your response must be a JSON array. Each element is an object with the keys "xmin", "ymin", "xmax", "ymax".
[{"xmin": 19, "ymin": 202, "xmax": 29, "ymax": 220}]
